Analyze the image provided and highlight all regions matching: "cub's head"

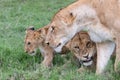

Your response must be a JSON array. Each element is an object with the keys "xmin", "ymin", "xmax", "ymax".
[
  {"xmin": 66, "ymin": 32, "xmax": 96, "ymax": 66},
  {"xmin": 24, "ymin": 26, "xmax": 47, "ymax": 56}
]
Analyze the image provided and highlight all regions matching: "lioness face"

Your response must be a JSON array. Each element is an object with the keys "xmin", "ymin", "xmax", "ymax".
[
  {"xmin": 46, "ymin": 22, "xmax": 70, "ymax": 52},
  {"xmin": 24, "ymin": 27, "xmax": 44, "ymax": 56},
  {"xmin": 45, "ymin": 12, "xmax": 76, "ymax": 52}
]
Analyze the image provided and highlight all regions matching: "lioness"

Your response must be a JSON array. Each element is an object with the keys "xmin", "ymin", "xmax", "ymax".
[
  {"xmin": 45, "ymin": 0, "xmax": 120, "ymax": 74},
  {"xmin": 24, "ymin": 26, "xmax": 97, "ymax": 70}
]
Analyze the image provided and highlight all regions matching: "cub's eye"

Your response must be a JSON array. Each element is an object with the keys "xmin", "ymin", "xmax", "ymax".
[
  {"xmin": 74, "ymin": 46, "xmax": 79, "ymax": 49},
  {"xmin": 52, "ymin": 26, "xmax": 55, "ymax": 30},
  {"xmin": 27, "ymin": 42, "xmax": 31, "ymax": 45},
  {"xmin": 83, "ymin": 53, "xmax": 89, "ymax": 59},
  {"xmin": 86, "ymin": 41, "xmax": 92, "ymax": 48},
  {"xmin": 74, "ymin": 46, "xmax": 80, "ymax": 52}
]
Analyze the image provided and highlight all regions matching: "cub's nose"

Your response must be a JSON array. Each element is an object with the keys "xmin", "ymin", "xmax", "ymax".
[
  {"xmin": 46, "ymin": 42, "xmax": 50, "ymax": 45},
  {"xmin": 31, "ymin": 51, "xmax": 35, "ymax": 53}
]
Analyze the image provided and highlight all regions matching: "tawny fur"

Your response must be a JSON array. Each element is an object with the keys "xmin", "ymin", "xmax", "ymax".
[
  {"xmin": 24, "ymin": 26, "xmax": 97, "ymax": 71},
  {"xmin": 45, "ymin": 0, "xmax": 120, "ymax": 74},
  {"xmin": 24, "ymin": 26, "xmax": 54, "ymax": 67}
]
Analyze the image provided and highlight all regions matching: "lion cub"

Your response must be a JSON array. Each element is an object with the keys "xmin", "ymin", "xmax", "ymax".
[
  {"xmin": 24, "ymin": 26, "xmax": 97, "ymax": 71},
  {"xmin": 24, "ymin": 26, "xmax": 54, "ymax": 67},
  {"xmin": 66, "ymin": 32, "xmax": 97, "ymax": 71}
]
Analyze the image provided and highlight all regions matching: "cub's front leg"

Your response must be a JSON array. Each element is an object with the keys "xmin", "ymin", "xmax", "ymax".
[
  {"xmin": 41, "ymin": 47, "xmax": 54, "ymax": 67},
  {"xmin": 96, "ymin": 41, "xmax": 115, "ymax": 75},
  {"xmin": 77, "ymin": 66, "xmax": 86, "ymax": 72}
]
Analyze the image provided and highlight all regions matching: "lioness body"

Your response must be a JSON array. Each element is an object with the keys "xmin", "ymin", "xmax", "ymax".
[
  {"xmin": 24, "ymin": 26, "xmax": 97, "ymax": 70},
  {"xmin": 45, "ymin": 0, "xmax": 120, "ymax": 74}
]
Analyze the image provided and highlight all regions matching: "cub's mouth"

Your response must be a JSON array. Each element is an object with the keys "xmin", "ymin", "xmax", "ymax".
[
  {"xmin": 81, "ymin": 56, "xmax": 93, "ymax": 66},
  {"xmin": 82, "ymin": 56, "xmax": 93, "ymax": 62},
  {"xmin": 82, "ymin": 59, "xmax": 92, "ymax": 63},
  {"xmin": 28, "ymin": 51, "xmax": 36, "ymax": 56}
]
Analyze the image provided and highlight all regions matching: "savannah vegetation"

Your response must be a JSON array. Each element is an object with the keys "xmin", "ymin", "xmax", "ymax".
[{"xmin": 0, "ymin": 0, "xmax": 120, "ymax": 80}]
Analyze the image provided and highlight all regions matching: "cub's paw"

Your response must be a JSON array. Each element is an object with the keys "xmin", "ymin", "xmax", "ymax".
[
  {"xmin": 77, "ymin": 67, "xmax": 86, "ymax": 73},
  {"xmin": 41, "ymin": 61, "xmax": 53, "ymax": 68}
]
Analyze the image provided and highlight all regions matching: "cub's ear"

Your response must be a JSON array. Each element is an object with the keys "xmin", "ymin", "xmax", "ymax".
[
  {"xmin": 86, "ymin": 41, "xmax": 93, "ymax": 48},
  {"xmin": 37, "ymin": 28, "xmax": 46, "ymax": 38},
  {"xmin": 65, "ymin": 41, "xmax": 71, "ymax": 49},
  {"xmin": 26, "ymin": 26, "xmax": 35, "ymax": 33},
  {"xmin": 27, "ymin": 26, "xmax": 35, "ymax": 30},
  {"xmin": 37, "ymin": 29, "xmax": 42, "ymax": 33},
  {"xmin": 59, "ymin": 8, "xmax": 63, "ymax": 10}
]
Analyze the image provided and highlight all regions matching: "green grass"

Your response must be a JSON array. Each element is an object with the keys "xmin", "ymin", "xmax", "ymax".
[{"xmin": 0, "ymin": 0, "xmax": 120, "ymax": 80}]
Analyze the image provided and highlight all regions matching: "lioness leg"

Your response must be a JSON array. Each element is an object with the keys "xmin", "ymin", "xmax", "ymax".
[
  {"xmin": 114, "ymin": 37, "xmax": 120, "ymax": 72},
  {"xmin": 96, "ymin": 41, "xmax": 115, "ymax": 75}
]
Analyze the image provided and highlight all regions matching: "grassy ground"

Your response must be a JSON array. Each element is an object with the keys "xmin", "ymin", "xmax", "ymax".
[{"xmin": 0, "ymin": 0, "xmax": 120, "ymax": 80}]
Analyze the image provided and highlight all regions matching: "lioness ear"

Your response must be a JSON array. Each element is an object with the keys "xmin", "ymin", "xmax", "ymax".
[
  {"xmin": 70, "ymin": 12, "xmax": 73, "ymax": 17},
  {"xmin": 68, "ymin": 12, "xmax": 76, "ymax": 25}
]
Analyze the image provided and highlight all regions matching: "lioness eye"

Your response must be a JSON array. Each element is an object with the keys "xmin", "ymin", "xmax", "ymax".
[
  {"xmin": 27, "ymin": 42, "xmax": 31, "ymax": 45},
  {"xmin": 51, "ymin": 26, "xmax": 55, "ymax": 32}
]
